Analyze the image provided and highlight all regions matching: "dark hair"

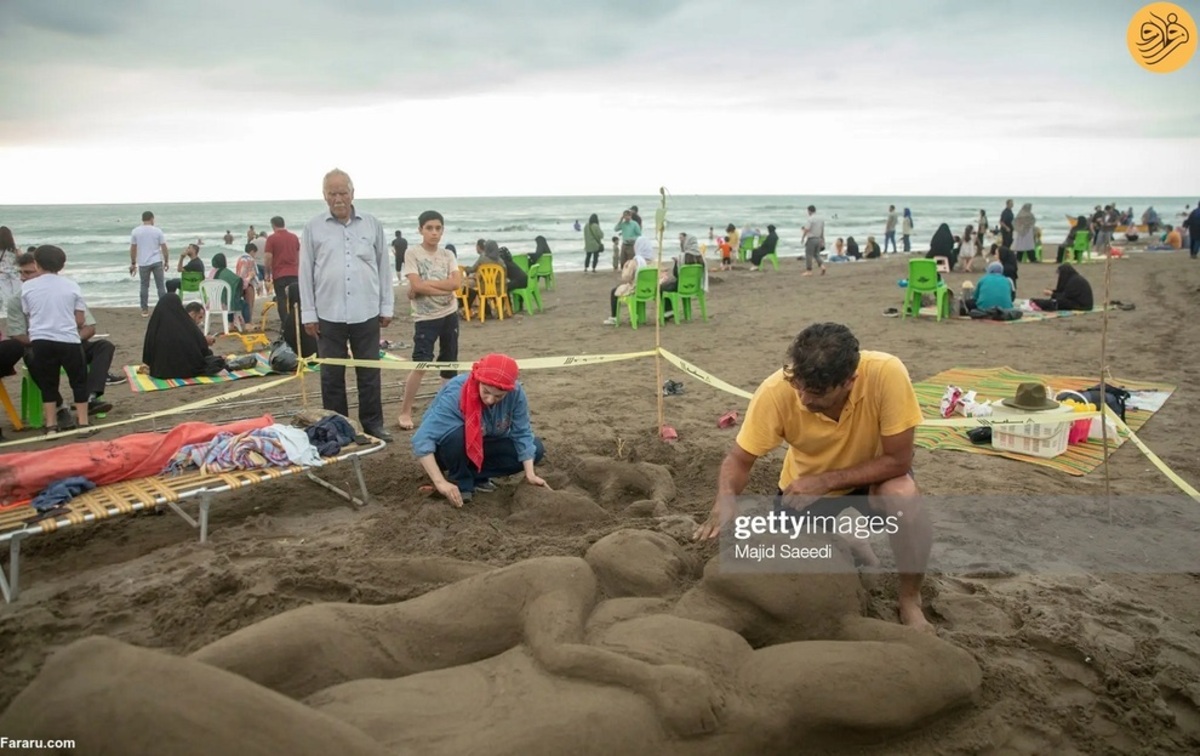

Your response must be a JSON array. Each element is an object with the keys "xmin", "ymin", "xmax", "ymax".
[
  {"xmin": 15, "ymin": 252, "xmax": 35, "ymax": 267},
  {"xmin": 245, "ymin": 242, "xmax": 256, "ymax": 253},
  {"xmin": 630, "ymin": 206, "xmax": 639, "ymax": 212},
  {"xmin": 142, "ymin": 211, "xmax": 154, "ymax": 222},
  {"xmin": 418, "ymin": 210, "xmax": 444, "ymax": 228},
  {"xmin": 270, "ymin": 216, "xmax": 285, "ymax": 228},
  {"xmin": 26, "ymin": 246, "xmax": 36, "ymax": 254},
  {"xmin": 0, "ymin": 226, "xmax": 14, "ymax": 252},
  {"xmin": 212, "ymin": 253, "xmax": 228, "ymax": 270},
  {"xmin": 395, "ymin": 230, "xmax": 403, "ymax": 238},
  {"xmin": 33, "ymin": 244, "xmax": 67, "ymax": 273},
  {"xmin": 784, "ymin": 323, "xmax": 861, "ymax": 392},
  {"xmin": 184, "ymin": 301, "xmax": 205, "ymax": 316},
  {"xmin": 767, "ymin": 224, "xmax": 776, "ymax": 233},
  {"xmin": 445, "ymin": 244, "xmax": 457, "ymax": 255},
  {"xmin": 807, "ymin": 205, "xmax": 816, "ymax": 213},
  {"xmin": 726, "ymin": 224, "xmax": 735, "ymax": 233},
  {"xmin": 589, "ymin": 213, "xmax": 599, "ymax": 224}
]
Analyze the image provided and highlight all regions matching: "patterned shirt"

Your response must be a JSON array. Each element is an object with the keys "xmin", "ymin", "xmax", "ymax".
[{"xmin": 405, "ymin": 245, "xmax": 458, "ymax": 322}]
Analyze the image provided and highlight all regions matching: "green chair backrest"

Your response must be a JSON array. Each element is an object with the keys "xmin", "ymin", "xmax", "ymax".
[
  {"xmin": 1072, "ymin": 232, "xmax": 1090, "ymax": 252},
  {"xmin": 907, "ymin": 259, "xmax": 942, "ymax": 293},
  {"xmin": 512, "ymin": 254, "xmax": 530, "ymax": 273},
  {"xmin": 675, "ymin": 264, "xmax": 705, "ymax": 296},
  {"xmin": 532, "ymin": 255, "xmax": 553, "ymax": 276},
  {"xmin": 632, "ymin": 266, "xmax": 659, "ymax": 300},
  {"xmin": 180, "ymin": 270, "xmax": 205, "ymax": 292},
  {"xmin": 739, "ymin": 235, "xmax": 757, "ymax": 252}
]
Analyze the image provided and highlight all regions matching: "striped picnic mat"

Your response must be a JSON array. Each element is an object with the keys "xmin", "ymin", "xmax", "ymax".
[
  {"xmin": 123, "ymin": 353, "xmax": 276, "ymax": 392},
  {"xmin": 913, "ymin": 366, "xmax": 1175, "ymax": 476},
  {"xmin": 918, "ymin": 304, "xmax": 1118, "ymax": 324}
]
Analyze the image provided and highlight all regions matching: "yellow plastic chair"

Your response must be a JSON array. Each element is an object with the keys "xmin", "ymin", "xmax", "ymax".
[
  {"xmin": 475, "ymin": 263, "xmax": 511, "ymax": 323},
  {"xmin": 455, "ymin": 265, "xmax": 472, "ymax": 320}
]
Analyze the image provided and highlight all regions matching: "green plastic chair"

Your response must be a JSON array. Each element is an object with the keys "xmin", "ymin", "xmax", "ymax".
[
  {"xmin": 512, "ymin": 254, "xmax": 530, "ymax": 274},
  {"xmin": 659, "ymin": 264, "xmax": 708, "ymax": 324},
  {"xmin": 1071, "ymin": 231, "xmax": 1091, "ymax": 263},
  {"xmin": 509, "ymin": 272, "xmax": 543, "ymax": 314},
  {"xmin": 1033, "ymin": 243, "xmax": 1044, "ymax": 263},
  {"xmin": 756, "ymin": 247, "xmax": 780, "ymax": 271},
  {"xmin": 531, "ymin": 255, "xmax": 555, "ymax": 290},
  {"xmin": 737, "ymin": 235, "xmax": 757, "ymax": 263},
  {"xmin": 901, "ymin": 258, "xmax": 950, "ymax": 321},
  {"xmin": 20, "ymin": 369, "xmax": 45, "ymax": 428},
  {"xmin": 615, "ymin": 267, "xmax": 660, "ymax": 329}
]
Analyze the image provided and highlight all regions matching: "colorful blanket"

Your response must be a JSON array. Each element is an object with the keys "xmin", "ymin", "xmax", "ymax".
[
  {"xmin": 123, "ymin": 353, "xmax": 277, "ymax": 393},
  {"xmin": 918, "ymin": 304, "xmax": 1119, "ymax": 324},
  {"xmin": 913, "ymin": 366, "xmax": 1175, "ymax": 476}
]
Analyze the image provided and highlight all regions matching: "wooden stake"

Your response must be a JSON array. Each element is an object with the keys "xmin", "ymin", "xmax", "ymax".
[
  {"xmin": 1098, "ymin": 246, "xmax": 1114, "ymax": 520},
  {"xmin": 655, "ymin": 187, "xmax": 667, "ymax": 435}
]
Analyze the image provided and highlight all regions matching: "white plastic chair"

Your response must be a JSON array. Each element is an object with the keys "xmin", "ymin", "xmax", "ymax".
[
  {"xmin": 199, "ymin": 279, "xmax": 235, "ymax": 335},
  {"xmin": 934, "ymin": 256, "xmax": 951, "ymax": 274}
]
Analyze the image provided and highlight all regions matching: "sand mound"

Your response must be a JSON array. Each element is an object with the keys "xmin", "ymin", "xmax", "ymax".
[{"xmin": 0, "ymin": 636, "xmax": 391, "ymax": 756}]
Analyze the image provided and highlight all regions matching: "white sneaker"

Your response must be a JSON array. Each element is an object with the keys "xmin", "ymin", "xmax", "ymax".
[{"xmin": 602, "ymin": 317, "xmax": 617, "ymax": 326}]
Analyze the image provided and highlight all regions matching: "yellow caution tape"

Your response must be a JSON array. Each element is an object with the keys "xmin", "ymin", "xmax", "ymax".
[
  {"xmin": 920, "ymin": 411, "xmax": 1103, "ymax": 428},
  {"xmin": 658, "ymin": 349, "xmax": 755, "ymax": 399},
  {"xmin": 312, "ymin": 350, "xmax": 657, "ymax": 372},
  {"xmin": 1106, "ymin": 406, "xmax": 1200, "ymax": 500}
]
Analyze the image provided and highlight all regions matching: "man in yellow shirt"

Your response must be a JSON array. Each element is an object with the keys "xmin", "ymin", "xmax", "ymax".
[{"xmin": 694, "ymin": 323, "xmax": 932, "ymax": 631}]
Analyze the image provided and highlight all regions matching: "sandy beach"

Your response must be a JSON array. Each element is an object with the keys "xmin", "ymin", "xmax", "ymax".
[{"xmin": 2, "ymin": 246, "xmax": 1200, "ymax": 754}]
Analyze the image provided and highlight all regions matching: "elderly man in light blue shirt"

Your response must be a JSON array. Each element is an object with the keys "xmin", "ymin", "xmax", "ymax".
[{"xmin": 299, "ymin": 168, "xmax": 395, "ymax": 442}]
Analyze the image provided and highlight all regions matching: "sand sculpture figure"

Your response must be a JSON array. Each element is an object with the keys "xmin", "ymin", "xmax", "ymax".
[{"xmin": 1, "ymin": 530, "xmax": 981, "ymax": 756}]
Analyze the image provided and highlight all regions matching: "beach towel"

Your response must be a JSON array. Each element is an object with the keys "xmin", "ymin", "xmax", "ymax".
[
  {"xmin": 920, "ymin": 304, "xmax": 1120, "ymax": 324},
  {"xmin": 913, "ymin": 366, "xmax": 1174, "ymax": 476},
  {"xmin": 123, "ymin": 353, "xmax": 278, "ymax": 392}
]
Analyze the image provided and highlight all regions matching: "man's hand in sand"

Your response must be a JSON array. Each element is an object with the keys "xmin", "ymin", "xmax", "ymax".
[
  {"xmin": 304, "ymin": 323, "xmax": 320, "ymax": 338},
  {"xmin": 780, "ymin": 474, "xmax": 832, "ymax": 511},
  {"xmin": 650, "ymin": 664, "xmax": 725, "ymax": 736},
  {"xmin": 693, "ymin": 494, "xmax": 737, "ymax": 541},
  {"xmin": 436, "ymin": 480, "xmax": 464, "ymax": 508},
  {"xmin": 524, "ymin": 473, "xmax": 551, "ymax": 490}
]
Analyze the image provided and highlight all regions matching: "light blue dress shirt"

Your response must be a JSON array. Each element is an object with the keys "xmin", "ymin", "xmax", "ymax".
[{"xmin": 299, "ymin": 206, "xmax": 394, "ymax": 325}]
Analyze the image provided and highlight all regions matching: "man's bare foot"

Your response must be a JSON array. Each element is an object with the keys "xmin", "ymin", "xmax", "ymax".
[
  {"xmin": 899, "ymin": 599, "xmax": 935, "ymax": 634},
  {"xmin": 396, "ymin": 414, "xmax": 414, "ymax": 431}
]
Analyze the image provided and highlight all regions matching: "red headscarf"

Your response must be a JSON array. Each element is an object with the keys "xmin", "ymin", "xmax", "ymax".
[{"xmin": 460, "ymin": 354, "xmax": 520, "ymax": 471}]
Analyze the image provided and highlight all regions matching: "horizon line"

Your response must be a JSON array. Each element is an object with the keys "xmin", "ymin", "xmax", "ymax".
[{"xmin": 2, "ymin": 192, "xmax": 1195, "ymax": 209}]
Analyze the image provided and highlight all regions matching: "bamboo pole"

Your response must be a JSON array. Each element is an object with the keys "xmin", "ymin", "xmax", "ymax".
[
  {"xmin": 654, "ymin": 187, "xmax": 667, "ymax": 435},
  {"xmin": 1098, "ymin": 244, "xmax": 1114, "ymax": 520}
]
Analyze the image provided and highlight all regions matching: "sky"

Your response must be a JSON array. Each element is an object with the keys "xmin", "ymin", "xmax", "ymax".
[{"xmin": 1, "ymin": 0, "xmax": 1198, "ymax": 204}]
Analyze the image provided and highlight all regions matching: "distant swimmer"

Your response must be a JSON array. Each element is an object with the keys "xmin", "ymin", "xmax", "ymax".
[{"xmin": 573, "ymin": 219, "xmax": 581, "ymax": 232}]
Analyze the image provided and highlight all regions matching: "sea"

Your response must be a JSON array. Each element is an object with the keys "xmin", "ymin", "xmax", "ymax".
[{"xmin": 0, "ymin": 195, "xmax": 1191, "ymax": 309}]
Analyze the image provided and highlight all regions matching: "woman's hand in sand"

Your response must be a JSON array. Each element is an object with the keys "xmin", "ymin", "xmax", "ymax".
[
  {"xmin": 524, "ymin": 473, "xmax": 551, "ymax": 490},
  {"xmin": 436, "ymin": 480, "xmax": 464, "ymax": 508}
]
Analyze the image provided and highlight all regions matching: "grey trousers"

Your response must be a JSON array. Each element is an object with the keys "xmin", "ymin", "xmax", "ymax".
[
  {"xmin": 804, "ymin": 238, "xmax": 824, "ymax": 271},
  {"xmin": 139, "ymin": 263, "xmax": 166, "ymax": 310}
]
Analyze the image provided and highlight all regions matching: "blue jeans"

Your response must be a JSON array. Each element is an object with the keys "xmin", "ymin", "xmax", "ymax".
[
  {"xmin": 884, "ymin": 231, "xmax": 897, "ymax": 253},
  {"xmin": 433, "ymin": 425, "xmax": 545, "ymax": 493},
  {"xmin": 138, "ymin": 263, "xmax": 166, "ymax": 310},
  {"xmin": 1190, "ymin": 231, "xmax": 1200, "ymax": 258}
]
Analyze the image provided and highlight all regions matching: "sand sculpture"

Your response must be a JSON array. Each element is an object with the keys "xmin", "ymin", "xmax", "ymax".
[{"xmin": 1, "ymin": 529, "xmax": 981, "ymax": 755}]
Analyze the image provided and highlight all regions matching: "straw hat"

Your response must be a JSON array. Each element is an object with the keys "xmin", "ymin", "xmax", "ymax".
[{"xmin": 1000, "ymin": 383, "xmax": 1060, "ymax": 411}]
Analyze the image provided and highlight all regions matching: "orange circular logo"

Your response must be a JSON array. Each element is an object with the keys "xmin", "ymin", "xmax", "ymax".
[{"xmin": 1128, "ymin": 3, "xmax": 1196, "ymax": 73}]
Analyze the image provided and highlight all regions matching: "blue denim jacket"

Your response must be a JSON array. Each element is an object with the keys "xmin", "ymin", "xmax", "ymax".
[{"xmin": 411, "ymin": 374, "xmax": 536, "ymax": 461}]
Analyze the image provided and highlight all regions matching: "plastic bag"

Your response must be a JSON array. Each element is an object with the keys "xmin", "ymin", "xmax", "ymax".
[{"xmin": 269, "ymin": 339, "xmax": 299, "ymax": 374}]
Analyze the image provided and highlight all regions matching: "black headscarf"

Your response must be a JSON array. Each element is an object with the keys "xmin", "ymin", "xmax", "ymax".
[
  {"xmin": 142, "ymin": 293, "xmax": 215, "ymax": 379},
  {"xmin": 1053, "ymin": 263, "xmax": 1094, "ymax": 310},
  {"xmin": 845, "ymin": 236, "xmax": 860, "ymax": 259},
  {"xmin": 927, "ymin": 224, "xmax": 956, "ymax": 258},
  {"xmin": 530, "ymin": 235, "xmax": 552, "ymax": 265},
  {"xmin": 758, "ymin": 224, "xmax": 779, "ymax": 255}
]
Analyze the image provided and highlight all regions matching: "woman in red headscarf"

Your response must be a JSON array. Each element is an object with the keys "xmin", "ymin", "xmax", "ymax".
[{"xmin": 411, "ymin": 353, "xmax": 548, "ymax": 506}]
